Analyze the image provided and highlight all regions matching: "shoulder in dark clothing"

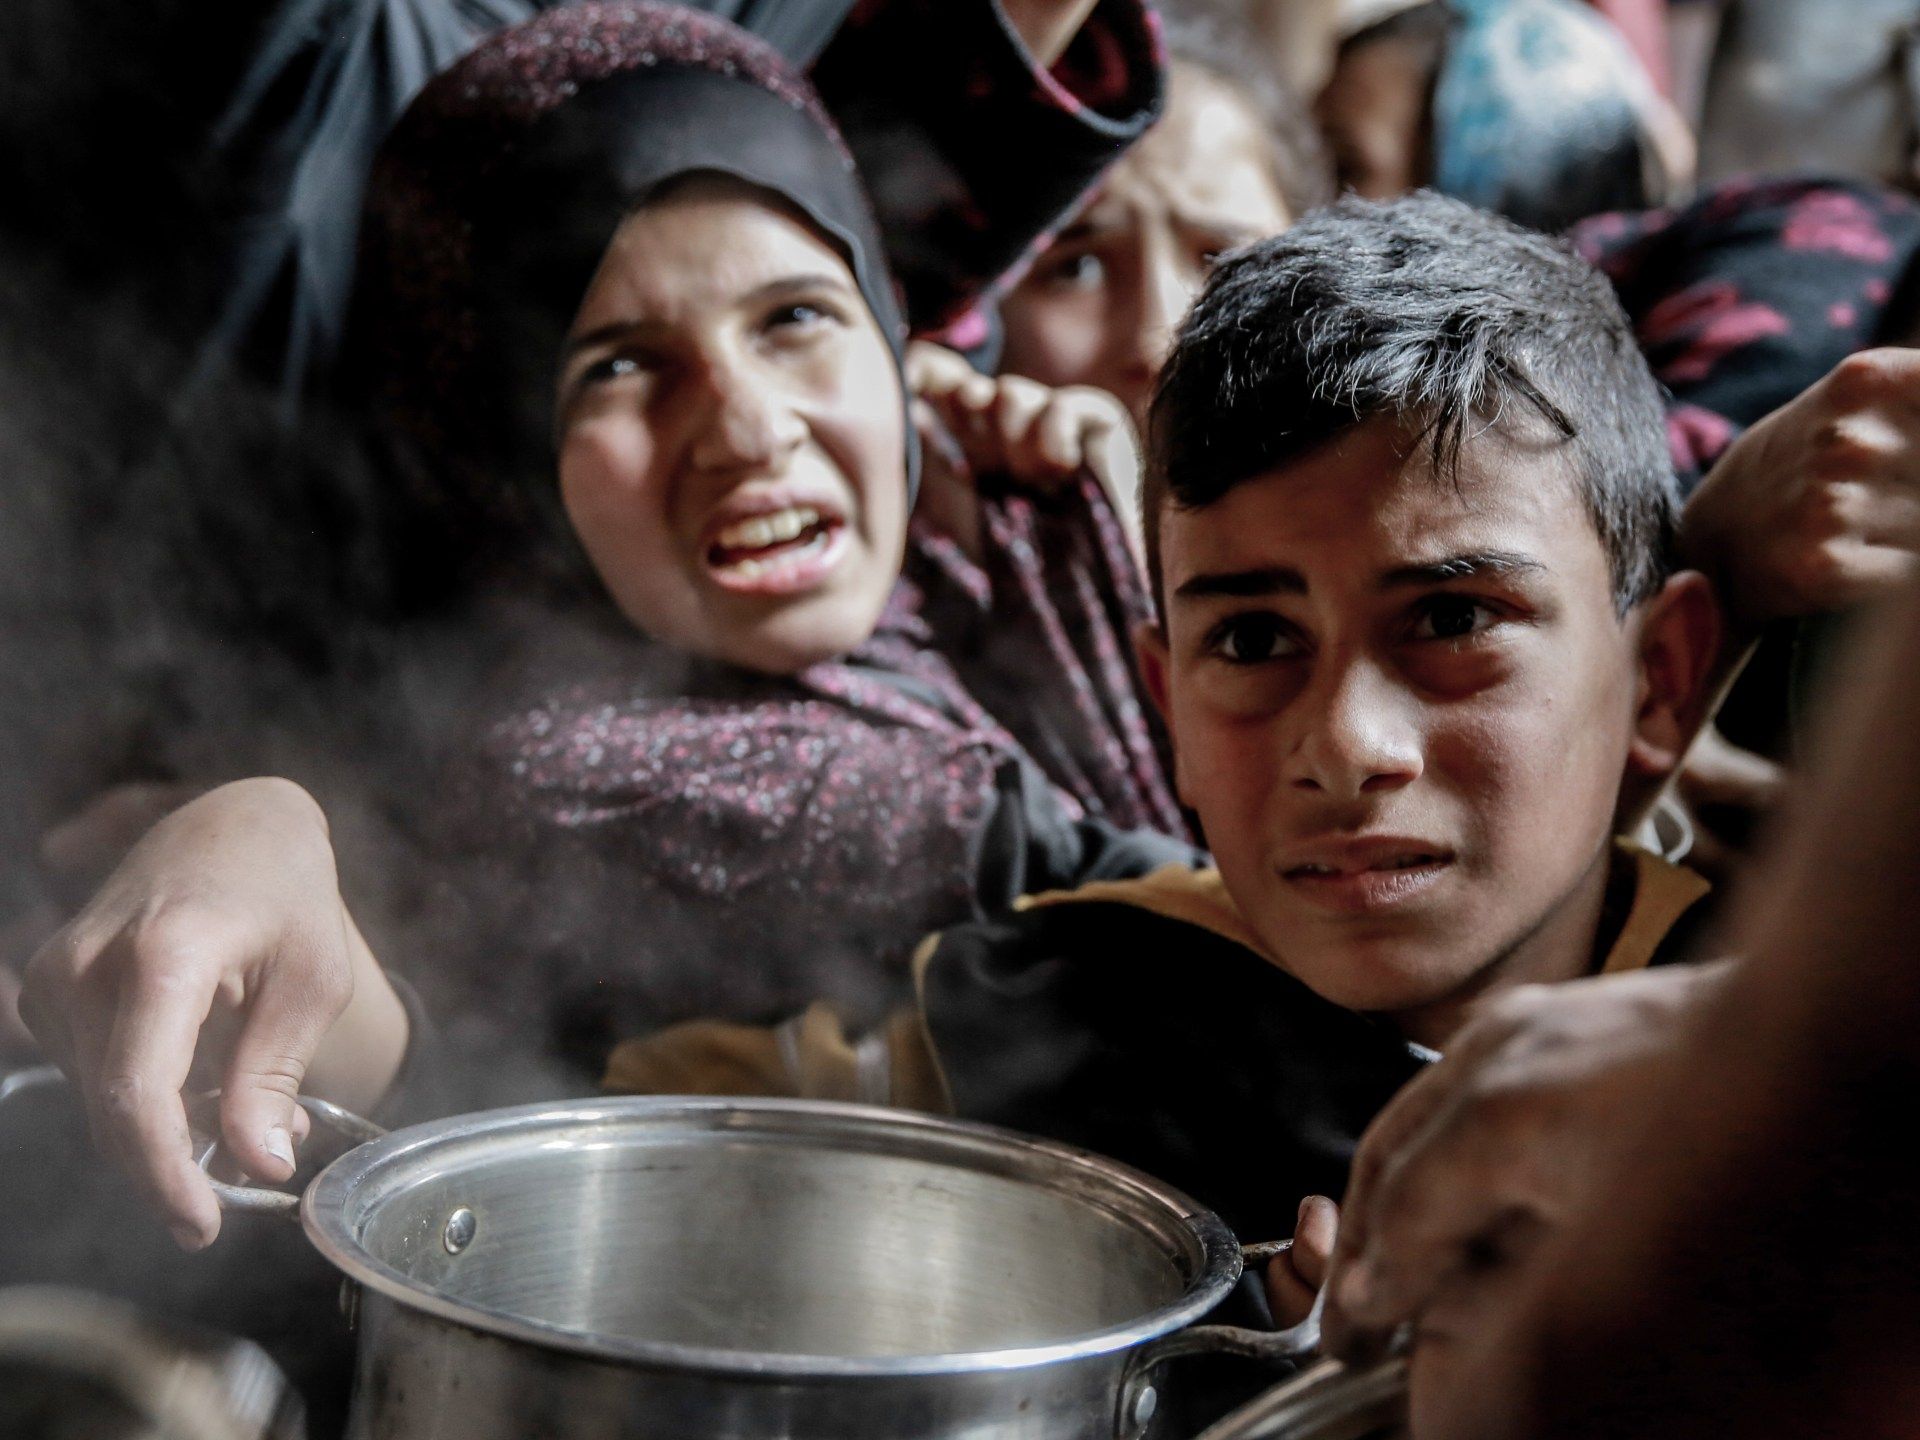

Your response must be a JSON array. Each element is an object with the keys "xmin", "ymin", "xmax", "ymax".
[
  {"xmin": 922, "ymin": 845, "xmax": 1714, "ymax": 1240},
  {"xmin": 922, "ymin": 897, "xmax": 1426, "ymax": 1241}
]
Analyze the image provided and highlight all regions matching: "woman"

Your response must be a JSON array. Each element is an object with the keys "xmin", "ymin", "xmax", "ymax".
[{"xmin": 18, "ymin": 1, "xmax": 1196, "ymax": 1253}]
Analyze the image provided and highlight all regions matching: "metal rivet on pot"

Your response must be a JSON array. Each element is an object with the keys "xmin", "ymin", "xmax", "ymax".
[
  {"xmin": 443, "ymin": 1207, "xmax": 478, "ymax": 1255},
  {"xmin": 1129, "ymin": 1384, "xmax": 1158, "ymax": 1430}
]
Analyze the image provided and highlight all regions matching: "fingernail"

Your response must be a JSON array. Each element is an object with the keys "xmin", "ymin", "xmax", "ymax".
[
  {"xmin": 171, "ymin": 1223, "xmax": 207, "ymax": 1252},
  {"xmin": 264, "ymin": 1126, "xmax": 295, "ymax": 1169}
]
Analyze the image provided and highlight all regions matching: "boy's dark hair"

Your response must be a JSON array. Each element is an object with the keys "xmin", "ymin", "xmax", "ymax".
[
  {"xmin": 1146, "ymin": 190, "xmax": 1677, "ymax": 612},
  {"xmin": 1157, "ymin": 0, "xmax": 1334, "ymax": 217}
]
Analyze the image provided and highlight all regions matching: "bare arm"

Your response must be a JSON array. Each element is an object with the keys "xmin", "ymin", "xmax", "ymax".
[{"xmin": 18, "ymin": 778, "xmax": 407, "ymax": 1250}]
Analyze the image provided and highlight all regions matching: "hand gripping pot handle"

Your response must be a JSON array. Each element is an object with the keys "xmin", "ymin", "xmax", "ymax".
[
  {"xmin": 197, "ymin": 1095, "xmax": 387, "ymax": 1218},
  {"xmin": 1137, "ymin": 1240, "xmax": 1326, "ymax": 1367},
  {"xmin": 1114, "ymin": 1241, "xmax": 1328, "ymax": 1438}
]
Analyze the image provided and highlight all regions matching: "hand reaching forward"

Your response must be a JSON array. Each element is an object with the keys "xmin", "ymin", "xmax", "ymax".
[{"xmin": 18, "ymin": 778, "xmax": 407, "ymax": 1249}]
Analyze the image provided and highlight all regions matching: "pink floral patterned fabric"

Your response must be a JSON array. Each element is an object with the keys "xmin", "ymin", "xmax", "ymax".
[{"xmin": 1571, "ymin": 177, "xmax": 1920, "ymax": 487}]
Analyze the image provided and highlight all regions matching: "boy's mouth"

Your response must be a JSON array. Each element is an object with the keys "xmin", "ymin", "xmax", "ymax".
[
  {"xmin": 704, "ymin": 503, "xmax": 849, "ymax": 596},
  {"xmin": 1277, "ymin": 839, "xmax": 1454, "ymax": 915}
]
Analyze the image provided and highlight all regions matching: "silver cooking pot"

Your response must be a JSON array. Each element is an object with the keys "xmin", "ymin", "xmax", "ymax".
[{"xmin": 209, "ymin": 1095, "xmax": 1323, "ymax": 1440}]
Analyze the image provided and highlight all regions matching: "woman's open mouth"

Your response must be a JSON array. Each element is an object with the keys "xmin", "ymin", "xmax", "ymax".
[{"xmin": 704, "ymin": 504, "xmax": 849, "ymax": 596}]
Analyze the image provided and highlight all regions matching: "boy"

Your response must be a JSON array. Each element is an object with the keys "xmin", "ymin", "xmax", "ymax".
[{"xmin": 610, "ymin": 191, "xmax": 1723, "ymax": 1254}]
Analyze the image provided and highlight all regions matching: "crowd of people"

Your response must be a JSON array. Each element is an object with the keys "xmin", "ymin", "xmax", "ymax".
[{"xmin": 3, "ymin": 0, "xmax": 1919, "ymax": 1435}]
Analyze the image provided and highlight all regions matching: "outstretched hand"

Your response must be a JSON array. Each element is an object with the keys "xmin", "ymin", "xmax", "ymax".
[
  {"xmin": 1681, "ymin": 348, "xmax": 1920, "ymax": 634},
  {"xmin": 17, "ymin": 778, "xmax": 406, "ymax": 1250},
  {"xmin": 1322, "ymin": 964, "xmax": 1730, "ymax": 1404}
]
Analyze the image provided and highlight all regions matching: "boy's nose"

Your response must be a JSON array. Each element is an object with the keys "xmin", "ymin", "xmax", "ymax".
[{"xmin": 1284, "ymin": 659, "xmax": 1425, "ymax": 799}]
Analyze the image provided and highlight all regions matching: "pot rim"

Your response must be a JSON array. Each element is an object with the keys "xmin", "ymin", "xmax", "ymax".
[{"xmin": 301, "ymin": 1096, "xmax": 1244, "ymax": 1379}]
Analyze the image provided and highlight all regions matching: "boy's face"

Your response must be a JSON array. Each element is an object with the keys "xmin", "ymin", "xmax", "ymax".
[{"xmin": 1141, "ymin": 416, "xmax": 1703, "ymax": 1038}]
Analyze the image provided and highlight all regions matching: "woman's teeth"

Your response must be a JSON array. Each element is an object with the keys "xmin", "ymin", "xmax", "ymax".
[
  {"xmin": 716, "ymin": 529, "xmax": 831, "ymax": 580},
  {"xmin": 714, "ymin": 505, "xmax": 820, "ymax": 554},
  {"xmin": 707, "ymin": 504, "xmax": 840, "ymax": 586}
]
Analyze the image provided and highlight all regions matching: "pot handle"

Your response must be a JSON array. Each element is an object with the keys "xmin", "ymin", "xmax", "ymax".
[
  {"xmin": 197, "ymin": 1094, "xmax": 387, "ymax": 1220},
  {"xmin": 1133, "ymin": 1241, "xmax": 1326, "ymax": 1371}
]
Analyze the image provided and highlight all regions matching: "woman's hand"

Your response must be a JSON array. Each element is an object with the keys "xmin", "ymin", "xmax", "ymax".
[
  {"xmin": 1265, "ymin": 1194, "xmax": 1339, "ymax": 1328},
  {"xmin": 908, "ymin": 342, "xmax": 1143, "ymax": 557},
  {"xmin": 1680, "ymin": 348, "xmax": 1920, "ymax": 636},
  {"xmin": 17, "ymin": 778, "xmax": 407, "ymax": 1250}
]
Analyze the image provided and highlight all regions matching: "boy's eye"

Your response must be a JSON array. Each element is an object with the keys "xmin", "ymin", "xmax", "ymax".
[
  {"xmin": 1410, "ymin": 595, "xmax": 1499, "ymax": 642},
  {"xmin": 1206, "ymin": 613, "xmax": 1300, "ymax": 664}
]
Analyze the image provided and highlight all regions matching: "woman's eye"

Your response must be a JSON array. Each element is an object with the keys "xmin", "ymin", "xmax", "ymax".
[
  {"xmin": 1410, "ymin": 595, "xmax": 1498, "ymax": 642},
  {"xmin": 1206, "ymin": 614, "xmax": 1299, "ymax": 664},
  {"xmin": 1042, "ymin": 251, "xmax": 1106, "ymax": 291},
  {"xmin": 581, "ymin": 354, "xmax": 643, "ymax": 385},
  {"xmin": 765, "ymin": 301, "xmax": 840, "ymax": 336}
]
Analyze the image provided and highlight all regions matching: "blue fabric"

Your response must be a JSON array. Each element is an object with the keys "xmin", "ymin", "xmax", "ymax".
[{"xmin": 1431, "ymin": 0, "xmax": 1656, "ymax": 233}]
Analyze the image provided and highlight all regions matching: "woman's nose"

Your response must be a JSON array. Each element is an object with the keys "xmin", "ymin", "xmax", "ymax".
[{"xmin": 689, "ymin": 356, "xmax": 806, "ymax": 473}]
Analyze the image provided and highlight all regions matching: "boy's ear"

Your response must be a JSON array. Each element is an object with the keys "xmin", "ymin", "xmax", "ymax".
[
  {"xmin": 1625, "ymin": 570, "xmax": 1723, "ymax": 786},
  {"xmin": 1134, "ymin": 619, "xmax": 1174, "ymax": 728},
  {"xmin": 1133, "ymin": 620, "xmax": 1185, "ymax": 802}
]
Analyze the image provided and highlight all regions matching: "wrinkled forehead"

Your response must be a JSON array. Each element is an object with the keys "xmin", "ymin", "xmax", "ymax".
[
  {"xmin": 1160, "ymin": 416, "xmax": 1609, "ymax": 602},
  {"xmin": 570, "ymin": 178, "xmax": 863, "ymax": 330},
  {"xmin": 1094, "ymin": 61, "xmax": 1289, "ymax": 227}
]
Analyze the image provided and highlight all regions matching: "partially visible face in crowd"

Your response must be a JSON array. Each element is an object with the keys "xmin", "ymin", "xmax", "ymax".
[
  {"xmin": 1314, "ymin": 32, "xmax": 1433, "ymax": 200},
  {"xmin": 996, "ymin": 60, "xmax": 1293, "ymax": 432},
  {"xmin": 554, "ymin": 177, "xmax": 908, "ymax": 676},
  {"xmin": 1140, "ymin": 417, "xmax": 1710, "ymax": 1045}
]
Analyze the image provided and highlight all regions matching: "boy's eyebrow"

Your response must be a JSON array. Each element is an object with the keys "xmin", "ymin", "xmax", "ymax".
[
  {"xmin": 1378, "ymin": 550, "xmax": 1547, "ymax": 588},
  {"xmin": 1173, "ymin": 566, "xmax": 1308, "ymax": 600},
  {"xmin": 1171, "ymin": 552, "xmax": 1545, "ymax": 602}
]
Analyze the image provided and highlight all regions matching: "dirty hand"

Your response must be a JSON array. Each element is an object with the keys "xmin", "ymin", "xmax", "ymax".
[
  {"xmin": 17, "ymin": 778, "xmax": 405, "ymax": 1250},
  {"xmin": 1266, "ymin": 1194, "xmax": 1339, "ymax": 1328},
  {"xmin": 1681, "ymin": 348, "xmax": 1920, "ymax": 632},
  {"xmin": 1322, "ymin": 964, "xmax": 1729, "ymax": 1372},
  {"xmin": 908, "ymin": 341, "xmax": 1141, "ymax": 521}
]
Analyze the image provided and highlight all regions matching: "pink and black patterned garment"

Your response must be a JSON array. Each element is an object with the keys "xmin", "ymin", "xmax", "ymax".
[
  {"xmin": 343, "ymin": 5, "xmax": 1193, "ymax": 1097},
  {"xmin": 432, "ymin": 478, "xmax": 1192, "ymax": 1086},
  {"xmin": 1572, "ymin": 176, "xmax": 1920, "ymax": 490}
]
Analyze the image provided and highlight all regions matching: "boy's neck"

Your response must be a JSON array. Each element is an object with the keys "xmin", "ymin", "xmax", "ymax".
[{"xmin": 1388, "ymin": 843, "xmax": 1622, "ymax": 1050}]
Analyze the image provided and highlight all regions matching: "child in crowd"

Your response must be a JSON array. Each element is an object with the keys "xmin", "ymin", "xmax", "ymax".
[
  {"xmin": 605, "ymin": 191, "xmax": 1732, "ymax": 1267},
  {"xmin": 992, "ymin": 2, "xmax": 1331, "ymax": 435}
]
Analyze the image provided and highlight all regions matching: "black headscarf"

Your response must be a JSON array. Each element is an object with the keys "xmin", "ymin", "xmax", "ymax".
[{"xmin": 348, "ymin": 1, "xmax": 916, "ymax": 616}]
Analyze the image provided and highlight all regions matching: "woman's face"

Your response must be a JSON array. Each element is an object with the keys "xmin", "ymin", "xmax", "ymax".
[
  {"xmin": 554, "ymin": 179, "xmax": 908, "ymax": 675},
  {"xmin": 996, "ymin": 61, "xmax": 1292, "ymax": 432}
]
